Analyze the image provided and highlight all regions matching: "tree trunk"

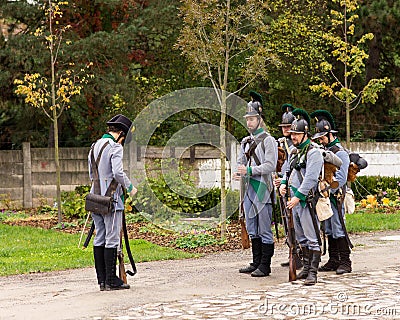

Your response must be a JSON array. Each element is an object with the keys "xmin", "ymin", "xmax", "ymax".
[
  {"xmin": 53, "ymin": 114, "xmax": 62, "ymax": 224},
  {"xmin": 345, "ymin": 101, "xmax": 350, "ymax": 148},
  {"xmin": 220, "ymin": 90, "xmax": 227, "ymax": 238}
]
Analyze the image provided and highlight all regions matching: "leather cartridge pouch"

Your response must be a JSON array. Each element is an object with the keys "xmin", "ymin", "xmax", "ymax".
[
  {"xmin": 86, "ymin": 141, "xmax": 118, "ymax": 215},
  {"xmin": 85, "ymin": 193, "xmax": 114, "ymax": 215}
]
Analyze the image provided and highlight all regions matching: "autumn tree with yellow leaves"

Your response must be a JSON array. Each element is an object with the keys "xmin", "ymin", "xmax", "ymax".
[
  {"xmin": 14, "ymin": 1, "xmax": 93, "ymax": 223},
  {"xmin": 310, "ymin": 0, "xmax": 390, "ymax": 146}
]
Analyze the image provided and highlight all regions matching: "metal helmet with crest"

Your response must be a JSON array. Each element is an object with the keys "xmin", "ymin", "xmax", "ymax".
[
  {"xmin": 244, "ymin": 91, "xmax": 263, "ymax": 118},
  {"xmin": 310, "ymin": 110, "xmax": 338, "ymax": 140},
  {"xmin": 279, "ymin": 103, "xmax": 295, "ymax": 126},
  {"xmin": 288, "ymin": 108, "xmax": 311, "ymax": 134}
]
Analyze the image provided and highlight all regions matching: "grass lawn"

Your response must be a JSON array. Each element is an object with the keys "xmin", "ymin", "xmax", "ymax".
[
  {"xmin": 346, "ymin": 210, "xmax": 400, "ymax": 233},
  {"xmin": 0, "ymin": 223, "xmax": 196, "ymax": 277},
  {"xmin": 1, "ymin": 209, "xmax": 399, "ymax": 277}
]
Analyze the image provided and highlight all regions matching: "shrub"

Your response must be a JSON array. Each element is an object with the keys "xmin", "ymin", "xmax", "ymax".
[
  {"xmin": 130, "ymin": 159, "xmax": 240, "ymax": 223},
  {"xmin": 173, "ymin": 232, "xmax": 226, "ymax": 249},
  {"xmin": 352, "ymin": 176, "xmax": 400, "ymax": 200},
  {"xmin": 61, "ymin": 189, "xmax": 87, "ymax": 220}
]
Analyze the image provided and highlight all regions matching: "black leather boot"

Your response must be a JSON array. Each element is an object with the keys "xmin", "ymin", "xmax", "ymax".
[
  {"xmin": 336, "ymin": 237, "xmax": 352, "ymax": 274},
  {"xmin": 295, "ymin": 243, "xmax": 304, "ymax": 270},
  {"xmin": 319, "ymin": 236, "xmax": 340, "ymax": 272},
  {"xmin": 251, "ymin": 243, "xmax": 274, "ymax": 277},
  {"xmin": 304, "ymin": 250, "xmax": 321, "ymax": 286},
  {"xmin": 93, "ymin": 246, "xmax": 106, "ymax": 291},
  {"xmin": 296, "ymin": 247, "xmax": 310, "ymax": 280},
  {"xmin": 239, "ymin": 238, "xmax": 262, "ymax": 273},
  {"xmin": 104, "ymin": 247, "xmax": 130, "ymax": 290}
]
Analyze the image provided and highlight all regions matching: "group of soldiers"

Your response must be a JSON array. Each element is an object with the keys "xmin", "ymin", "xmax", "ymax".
[
  {"xmin": 87, "ymin": 90, "xmax": 354, "ymax": 290},
  {"xmin": 236, "ymin": 91, "xmax": 353, "ymax": 286}
]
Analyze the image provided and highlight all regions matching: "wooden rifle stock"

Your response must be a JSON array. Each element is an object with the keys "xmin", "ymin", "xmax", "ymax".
[
  {"xmin": 284, "ymin": 195, "xmax": 297, "ymax": 282},
  {"xmin": 239, "ymin": 176, "xmax": 250, "ymax": 249},
  {"xmin": 240, "ymin": 218, "xmax": 250, "ymax": 249},
  {"xmin": 118, "ymin": 229, "xmax": 127, "ymax": 284}
]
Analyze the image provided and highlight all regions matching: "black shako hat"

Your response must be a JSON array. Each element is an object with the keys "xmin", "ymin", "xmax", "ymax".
[
  {"xmin": 106, "ymin": 114, "xmax": 134, "ymax": 143},
  {"xmin": 107, "ymin": 114, "xmax": 132, "ymax": 134}
]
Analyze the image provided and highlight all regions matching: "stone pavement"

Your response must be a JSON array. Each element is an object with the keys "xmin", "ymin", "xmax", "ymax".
[
  {"xmin": 1, "ymin": 231, "xmax": 399, "ymax": 320},
  {"xmin": 98, "ymin": 267, "xmax": 400, "ymax": 320}
]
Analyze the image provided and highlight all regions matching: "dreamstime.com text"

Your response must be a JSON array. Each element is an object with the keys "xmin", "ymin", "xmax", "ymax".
[{"xmin": 258, "ymin": 292, "xmax": 399, "ymax": 317}]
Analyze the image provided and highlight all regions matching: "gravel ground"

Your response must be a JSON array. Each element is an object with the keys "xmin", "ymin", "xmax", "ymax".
[{"xmin": 0, "ymin": 230, "xmax": 399, "ymax": 320}]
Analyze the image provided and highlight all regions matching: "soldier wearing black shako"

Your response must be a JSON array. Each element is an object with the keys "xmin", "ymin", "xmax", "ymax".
[
  {"xmin": 279, "ymin": 109, "xmax": 324, "ymax": 286},
  {"xmin": 234, "ymin": 91, "xmax": 278, "ymax": 277},
  {"xmin": 310, "ymin": 110, "xmax": 352, "ymax": 275},
  {"xmin": 277, "ymin": 103, "xmax": 295, "ymax": 175},
  {"xmin": 88, "ymin": 115, "xmax": 137, "ymax": 291},
  {"xmin": 275, "ymin": 104, "xmax": 303, "ymax": 270}
]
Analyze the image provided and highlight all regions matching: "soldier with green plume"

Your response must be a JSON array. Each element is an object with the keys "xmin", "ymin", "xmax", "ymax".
[
  {"xmin": 310, "ymin": 110, "xmax": 352, "ymax": 275},
  {"xmin": 278, "ymin": 103, "xmax": 295, "ymax": 173},
  {"xmin": 274, "ymin": 103, "xmax": 303, "ymax": 270},
  {"xmin": 234, "ymin": 91, "xmax": 278, "ymax": 277},
  {"xmin": 279, "ymin": 109, "xmax": 324, "ymax": 286}
]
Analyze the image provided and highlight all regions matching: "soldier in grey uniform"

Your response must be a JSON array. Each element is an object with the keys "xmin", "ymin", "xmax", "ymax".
[
  {"xmin": 89, "ymin": 114, "xmax": 137, "ymax": 291},
  {"xmin": 275, "ymin": 104, "xmax": 303, "ymax": 269},
  {"xmin": 279, "ymin": 109, "xmax": 324, "ymax": 286},
  {"xmin": 310, "ymin": 110, "xmax": 352, "ymax": 275},
  {"xmin": 235, "ymin": 91, "xmax": 278, "ymax": 277},
  {"xmin": 277, "ymin": 103, "xmax": 295, "ymax": 174}
]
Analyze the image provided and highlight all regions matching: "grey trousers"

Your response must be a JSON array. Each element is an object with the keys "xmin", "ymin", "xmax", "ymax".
[{"xmin": 92, "ymin": 209, "xmax": 123, "ymax": 248}]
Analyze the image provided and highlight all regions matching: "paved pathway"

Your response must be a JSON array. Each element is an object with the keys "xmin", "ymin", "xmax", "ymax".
[
  {"xmin": 101, "ymin": 266, "xmax": 400, "ymax": 320},
  {"xmin": 1, "ymin": 231, "xmax": 399, "ymax": 320}
]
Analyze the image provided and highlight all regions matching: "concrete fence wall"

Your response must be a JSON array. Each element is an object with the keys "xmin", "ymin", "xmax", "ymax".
[{"xmin": 0, "ymin": 142, "xmax": 398, "ymax": 209}]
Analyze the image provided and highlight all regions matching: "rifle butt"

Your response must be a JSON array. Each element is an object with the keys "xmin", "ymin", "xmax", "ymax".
[
  {"xmin": 240, "ymin": 219, "xmax": 250, "ymax": 249},
  {"xmin": 118, "ymin": 253, "xmax": 127, "ymax": 284},
  {"xmin": 288, "ymin": 250, "xmax": 297, "ymax": 282}
]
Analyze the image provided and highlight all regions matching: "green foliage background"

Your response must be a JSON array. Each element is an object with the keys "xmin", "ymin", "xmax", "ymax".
[{"xmin": 0, "ymin": 0, "xmax": 399, "ymax": 149}]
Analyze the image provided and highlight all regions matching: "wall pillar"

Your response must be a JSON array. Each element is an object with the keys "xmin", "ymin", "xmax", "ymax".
[{"xmin": 22, "ymin": 142, "xmax": 32, "ymax": 208}]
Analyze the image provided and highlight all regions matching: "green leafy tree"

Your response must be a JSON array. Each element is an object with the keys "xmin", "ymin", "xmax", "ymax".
[
  {"xmin": 310, "ymin": 0, "xmax": 390, "ymax": 145},
  {"xmin": 14, "ymin": 1, "xmax": 92, "ymax": 222},
  {"xmin": 176, "ymin": 0, "xmax": 280, "ymax": 236}
]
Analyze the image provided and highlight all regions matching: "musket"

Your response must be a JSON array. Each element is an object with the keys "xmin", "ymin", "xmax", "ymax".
[
  {"xmin": 82, "ymin": 221, "xmax": 95, "ymax": 250},
  {"xmin": 239, "ymin": 176, "xmax": 250, "ymax": 249},
  {"xmin": 118, "ymin": 229, "xmax": 127, "ymax": 284},
  {"xmin": 270, "ymin": 188, "xmax": 280, "ymax": 242},
  {"xmin": 282, "ymin": 192, "xmax": 297, "ymax": 282}
]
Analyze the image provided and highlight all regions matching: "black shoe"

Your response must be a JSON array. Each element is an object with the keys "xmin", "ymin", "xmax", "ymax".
[
  {"xmin": 251, "ymin": 268, "xmax": 269, "ymax": 277},
  {"xmin": 239, "ymin": 264, "xmax": 258, "ymax": 273},
  {"xmin": 105, "ymin": 282, "xmax": 130, "ymax": 291},
  {"xmin": 281, "ymin": 261, "xmax": 290, "ymax": 267},
  {"xmin": 99, "ymin": 282, "xmax": 106, "ymax": 291}
]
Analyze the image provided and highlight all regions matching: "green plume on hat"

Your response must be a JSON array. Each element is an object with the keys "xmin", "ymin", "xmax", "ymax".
[
  {"xmin": 281, "ymin": 103, "xmax": 294, "ymax": 113},
  {"xmin": 310, "ymin": 110, "xmax": 336, "ymax": 130},
  {"xmin": 249, "ymin": 90, "xmax": 263, "ymax": 106},
  {"xmin": 292, "ymin": 108, "xmax": 311, "ymax": 126}
]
